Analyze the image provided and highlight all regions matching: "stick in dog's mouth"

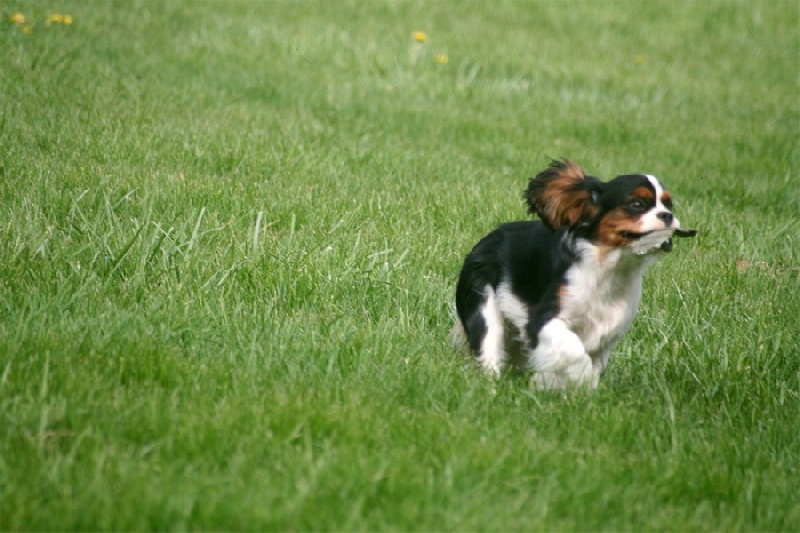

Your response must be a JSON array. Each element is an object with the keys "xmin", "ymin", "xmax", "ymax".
[
  {"xmin": 623, "ymin": 228, "xmax": 698, "ymax": 240},
  {"xmin": 673, "ymin": 228, "xmax": 698, "ymax": 238},
  {"xmin": 623, "ymin": 228, "xmax": 698, "ymax": 254}
]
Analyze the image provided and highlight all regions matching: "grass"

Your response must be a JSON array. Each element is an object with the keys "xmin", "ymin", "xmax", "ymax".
[{"xmin": 1, "ymin": 0, "xmax": 798, "ymax": 530}]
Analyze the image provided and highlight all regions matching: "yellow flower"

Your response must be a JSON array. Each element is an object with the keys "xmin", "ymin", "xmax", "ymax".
[
  {"xmin": 9, "ymin": 12, "xmax": 25, "ymax": 24},
  {"xmin": 45, "ymin": 13, "xmax": 72, "ymax": 25},
  {"xmin": 413, "ymin": 31, "xmax": 427, "ymax": 43},
  {"xmin": 634, "ymin": 54, "xmax": 647, "ymax": 64},
  {"xmin": 435, "ymin": 54, "xmax": 449, "ymax": 64},
  {"xmin": 20, "ymin": 23, "xmax": 32, "ymax": 34}
]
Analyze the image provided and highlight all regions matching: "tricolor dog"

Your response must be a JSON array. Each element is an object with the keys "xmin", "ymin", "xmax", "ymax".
[{"xmin": 453, "ymin": 159, "xmax": 696, "ymax": 389}]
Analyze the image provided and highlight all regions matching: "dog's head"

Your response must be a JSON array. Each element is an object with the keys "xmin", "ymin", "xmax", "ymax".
[{"xmin": 525, "ymin": 159, "xmax": 696, "ymax": 254}]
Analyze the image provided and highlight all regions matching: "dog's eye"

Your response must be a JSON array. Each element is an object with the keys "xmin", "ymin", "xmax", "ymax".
[
  {"xmin": 629, "ymin": 199, "xmax": 646, "ymax": 211},
  {"xmin": 663, "ymin": 198, "xmax": 673, "ymax": 210}
]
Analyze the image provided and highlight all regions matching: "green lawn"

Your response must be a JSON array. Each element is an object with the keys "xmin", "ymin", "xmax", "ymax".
[{"xmin": 1, "ymin": 1, "xmax": 798, "ymax": 530}]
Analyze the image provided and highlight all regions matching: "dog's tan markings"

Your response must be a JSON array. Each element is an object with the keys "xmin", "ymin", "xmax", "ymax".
[
  {"xmin": 526, "ymin": 160, "xmax": 600, "ymax": 230},
  {"xmin": 557, "ymin": 283, "xmax": 571, "ymax": 307},
  {"xmin": 632, "ymin": 186, "xmax": 655, "ymax": 201},
  {"xmin": 596, "ymin": 207, "xmax": 642, "ymax": 263},
  {"xmin": 661, "ymin": 190, "xmax": 672, "ymax": 204},
  {"xmin": 597, "ymin": 207, "xmax": 640, "ymax": 248}
]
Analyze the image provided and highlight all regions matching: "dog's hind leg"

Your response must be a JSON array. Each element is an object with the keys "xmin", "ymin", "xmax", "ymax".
[{"xmin": 467, "ymin": 285, "xmax": 505, "ymax": 376}]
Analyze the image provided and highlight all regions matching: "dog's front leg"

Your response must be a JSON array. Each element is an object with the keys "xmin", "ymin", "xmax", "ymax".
[{"xmin": 528, "ymin": 318, "xmax": 594, "ymax": 390}]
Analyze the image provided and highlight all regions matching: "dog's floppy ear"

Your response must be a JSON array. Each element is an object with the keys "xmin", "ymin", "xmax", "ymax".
[{"xmin": 524, "ymin": 159, "xmax": 602, "ymax": 230}]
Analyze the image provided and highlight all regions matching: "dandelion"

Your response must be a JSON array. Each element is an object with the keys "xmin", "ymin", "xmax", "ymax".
[
  {"xmin": 435, "ymin": 53, "xmax": 449, "ymax": 65},
  {"xmin": 634, "ymin": 54, "xmax": 647, "ymax": 65},
  {"xmin": 410, "ymin": 31, "xmax": 428, "ymax": 66},
  {"xmin": 9, "ymin": 12, "xmax": 25, "ymax": 24},
  {"xmin": 46, "ymin": 13, "xmax": 73, "ymax": 25},
  {"xmin": 20, "ymin": 23, "xmax": 32, "ymax": 34}
]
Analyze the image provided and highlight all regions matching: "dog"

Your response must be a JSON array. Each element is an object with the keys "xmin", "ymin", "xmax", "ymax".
[{"xmin": 453, "ymin": 159, "xmax": 696, "ymax": 389}]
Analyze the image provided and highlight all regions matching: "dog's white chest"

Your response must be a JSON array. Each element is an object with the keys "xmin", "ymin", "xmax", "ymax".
[{"xmin": 559, "ymin": 247, "xmax": 646, "ymax": 355}]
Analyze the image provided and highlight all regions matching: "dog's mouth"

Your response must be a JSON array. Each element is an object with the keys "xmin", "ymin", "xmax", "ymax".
[{"xmin": 622, "ymin": 228, "xmax": 698, "ymax": 254}]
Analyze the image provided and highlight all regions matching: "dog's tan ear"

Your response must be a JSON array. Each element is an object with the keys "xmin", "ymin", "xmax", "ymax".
[{"xmin": 524, "ymin": 159, "xmax": 602, "ymax": 230}]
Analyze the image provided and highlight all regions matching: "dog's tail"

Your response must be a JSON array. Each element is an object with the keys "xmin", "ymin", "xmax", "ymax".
[{"xmin": 448, "ymin": 312, "xmax": 469, "ymax": 352}]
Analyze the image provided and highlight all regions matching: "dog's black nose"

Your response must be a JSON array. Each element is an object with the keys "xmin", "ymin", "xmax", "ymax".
[{"xmin": 657, "ymin": 212, "xmax": 674, "ymax": 225}]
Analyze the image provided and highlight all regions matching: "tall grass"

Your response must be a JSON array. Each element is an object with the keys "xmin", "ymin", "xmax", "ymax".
[{"xmin": 1, "ymin": 1, "xmax": 798, "ymax": 530}]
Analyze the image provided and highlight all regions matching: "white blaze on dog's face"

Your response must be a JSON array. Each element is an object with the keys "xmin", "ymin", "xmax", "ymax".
[{"xmin": 638, "ymin": 175, "xmax": 680, "ymax": 232}]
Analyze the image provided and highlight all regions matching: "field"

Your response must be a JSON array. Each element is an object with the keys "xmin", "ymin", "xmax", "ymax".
[{"xmin": 1, "ymin": 0, "xmax": 798, "ymax": 530}]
